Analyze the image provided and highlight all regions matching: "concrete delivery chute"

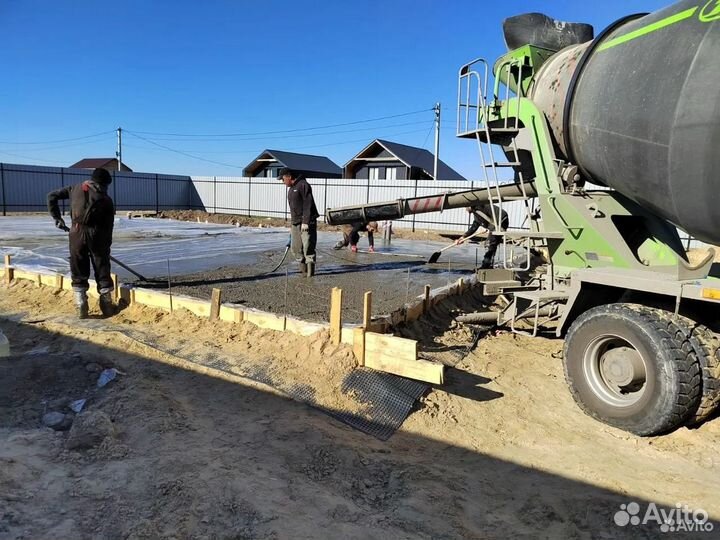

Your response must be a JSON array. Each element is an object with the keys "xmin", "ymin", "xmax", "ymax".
[{"xmin": 325, "ymin": 0, "xmax": 720, "ymax": 437}]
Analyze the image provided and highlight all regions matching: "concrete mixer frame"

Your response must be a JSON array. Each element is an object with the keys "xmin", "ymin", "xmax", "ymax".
[
  {"xmin": 459, "ymin": 47, "xmax": 692, "ymax": 280},
  {"xmin": 325, "ymin": 2, "xmax": 720, "ymax": 436}
]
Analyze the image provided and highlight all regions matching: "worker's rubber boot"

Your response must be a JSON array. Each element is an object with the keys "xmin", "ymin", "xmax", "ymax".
[
  {"xmin": 299, "ymin": 262, "xmax": 307, "ymax": 275},
  {"xmin": 99, "ymin": 292, "xmax": 116, "ymax": 318},
  {"xmin": 479, "ymin": 257, "xmax": 494, "ymax": 270},
  {"xmin": 333, "ymin": 241, "xmax": 344, "ymax": 250},
  {"xmin": 306, "ymin": 262, "xmax": 315, "ymax": 278},
  {"xmin": 74, "ymin": 290, "xmax": 89, "ymax": 320}
]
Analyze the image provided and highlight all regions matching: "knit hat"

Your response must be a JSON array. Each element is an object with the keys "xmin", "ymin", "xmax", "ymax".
[
  {"xmin": 277, "ymin": 167, "xmax": 294, "ymax": 179},
  {"xmin": 91, "ymin": 168, "xmax": 112, "ymax": 185}
]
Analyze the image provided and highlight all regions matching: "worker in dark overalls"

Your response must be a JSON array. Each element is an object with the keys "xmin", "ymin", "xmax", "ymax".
[
  {"xmin": 456, "ymin": 203, "xmax": 510, "ymax": 268},
  {"xmin": 47, "ymin": 168, "xmax": 116, "ymax": 319},
  {"xmin": 333, "ymin": 221, "xmax": 379, "ymax": 252}
]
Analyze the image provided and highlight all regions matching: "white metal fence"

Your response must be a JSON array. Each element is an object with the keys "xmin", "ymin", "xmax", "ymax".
[
  {"xmin": 1, "ymin": 162, "xmax": 706, "ymax": 248},
  {"xmin": 190, "ymin": 176, "xmax": 531, "ymax": 233}
]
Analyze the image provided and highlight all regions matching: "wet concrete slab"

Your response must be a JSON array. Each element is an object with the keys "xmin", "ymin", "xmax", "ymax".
[
  {"xmin": 150, "ymin": 250, "xmax": 477, "ymax": 324},
  {"xmin": 1, "ymin": 216, "xmax": 496, "ymax": 323}
]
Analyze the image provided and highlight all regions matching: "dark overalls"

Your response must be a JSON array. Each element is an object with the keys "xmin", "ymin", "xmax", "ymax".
[
  {"xmin": 47, "ymin": 181, "xmax": 115, "ymax": 294},
  {"xmin": 464, "ymin": 205, "xmax": 510, "ymax": 269}
]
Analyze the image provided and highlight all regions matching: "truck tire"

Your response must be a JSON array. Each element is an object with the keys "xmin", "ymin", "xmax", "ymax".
[
  {"xmin": 563, "ymin": 304, "xmax": 701, "ymax": 436},
  {"xmin": 653, "ymin": 312, "xmax": 720, "ymax": 425}
]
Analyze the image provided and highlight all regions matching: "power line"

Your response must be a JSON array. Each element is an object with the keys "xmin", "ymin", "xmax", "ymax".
[
  {"xmin": 138, "ymin": 120, "xmax": 430, "ymax": 142},
  {"xmin": 125, "ymin": 131, "xmax": 245, "ymax": 169},
  {"xmin": 130, "ymin": 109, "xmax": 432, "ymax": 138},
  {"xmin": 0, "ymin": 150, "xmax": 68, "ymax": 165},
  {"xmin": 0, "ymin": 130, "xmax": 115, "ymax": 145},
  {"xmin": 125, "ymin": 127, "xmax": 430, "ymax": 158},
  {"xmin": 0, "ymin": 135, "xmax": 116, "ymax": 153}
]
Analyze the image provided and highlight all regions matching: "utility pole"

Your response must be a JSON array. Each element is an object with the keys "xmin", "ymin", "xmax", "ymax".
[
  {"xmin": 433, "ymin": 103, "xmax": 441, "ymax": 180},
  {"xmin": 116, "ymin": 127, "xmax": 123, "ymax": 171}
]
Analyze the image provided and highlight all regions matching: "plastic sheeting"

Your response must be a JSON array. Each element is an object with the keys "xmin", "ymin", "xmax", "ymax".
[{"xmin": 0, "ymin": 216, "xmax": 506, "ymax": 280}]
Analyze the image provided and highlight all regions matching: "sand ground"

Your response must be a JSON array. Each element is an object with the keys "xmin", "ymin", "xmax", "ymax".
[{"xmin": 1, "ymin": 280, "xmax": 719, "ymax": 540}]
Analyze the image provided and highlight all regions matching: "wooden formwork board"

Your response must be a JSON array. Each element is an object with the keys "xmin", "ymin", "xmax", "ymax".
[
  {"xmin": 364, "ymin": 332, "xmax": 443, "ymax": 385},
  {"xmin": 4, "ymin": 265, "xmax": 443, "ymax": 385}
]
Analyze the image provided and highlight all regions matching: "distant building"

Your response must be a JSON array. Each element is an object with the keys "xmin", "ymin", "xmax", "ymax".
[
  {"xmin": 344, "ymin": 139, "xmax": 465, "ymax": 181},
  {"xmin": 243, "ymin": 150, "xmax": 342, "ymax": 179},
  {"xmin": 69, "ymin": 158, "xmax": 132, "ymax": 172}
]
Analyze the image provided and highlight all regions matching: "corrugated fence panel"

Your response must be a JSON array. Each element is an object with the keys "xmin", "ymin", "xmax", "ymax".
[
  {"xmin": 213, "ymin": 177, "xmax": 247, "ymax": 215},
  {"xmin": 247, "ymin": 177, "xmax": 288, "ymax": 219},
  {"xmin": 158, "ymin": 175, "xmax": 193, "ymax": 209},
  {"xmin": 189, "ymin": 176, "xmax": 215, "ymax": 211},
  {"xmin": 0, "ymin": 163, "xmax": 194, "ymax": 214},
  {"xmin": 113, "ymin": 172, "xmax": 156, "ymax": 210},
  {"xmin": 2, "ymin": 164, "xmax": 65, "ymax": 211},
  {"xmin": 323, "ymin": 178, "xmax": 370, "ymax": 214}
]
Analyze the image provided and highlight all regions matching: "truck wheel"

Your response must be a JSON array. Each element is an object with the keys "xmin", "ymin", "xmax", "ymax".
[
  {"xmin": 564, "ymin": 304, "xmax": 701, "ymax": 436},
  {"xmin": 655, "ymin": 313, "xmax": 720, "ymax": 424}
]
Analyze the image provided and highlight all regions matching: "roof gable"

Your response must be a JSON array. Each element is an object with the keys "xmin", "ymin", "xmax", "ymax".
[
  {"xmin": 344, "ymin": 139, "xmax": 465, "ymax": 180},
  {"xmin": 69, "ymin": 158, "xmax": 117, "ymax": 169},
  {"xmin": 243, "ymin": 149, "xmax": 341, "ymax": 177}
]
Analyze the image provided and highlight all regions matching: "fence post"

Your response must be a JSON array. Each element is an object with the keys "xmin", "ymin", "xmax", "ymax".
[
  {"xmin": 155, "ymin": 174, "xmax": 159, "ymax": 213},
  {"xmin": 60, "ymin": 168, "xmax": 66, "ymax": 216},
  {"xmin": 411, "ymin": 178, "xmax": 418, "ymax": 232},
  {"xmin": 212, "ymin": 176, "xmax": 217, "ymax": 214},
  {"xmin": 187, "ymin": 176, "xmax": 193, "ymax": 210},
  {"xmin": 0, "ymin": 163, "xmax": 5, "ymax": 216},
  {"xmin": 323, "ymin": 177, "xmax": 328, "ymax": 224},
  {"xmin": 247, "ymin": 176, "xmax": 252, "ymax": 217},
  {"xmin": 112, "ymin": 171, "xmax": 117, "ymax": 208}
]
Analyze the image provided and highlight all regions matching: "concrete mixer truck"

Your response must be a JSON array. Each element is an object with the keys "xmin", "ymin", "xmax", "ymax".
[{"xmin": 325, "ymin": 0, "xmax": 720, "ymax": 436}]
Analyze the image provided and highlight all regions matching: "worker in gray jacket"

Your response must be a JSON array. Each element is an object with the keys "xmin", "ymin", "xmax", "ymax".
[
  {"xmin": 280, "ymin": 168, "xmax": 318, "ymax": 276},
  {"xmin": 456, "ymin": 203, "xmax": 509, "ymax": 269}
]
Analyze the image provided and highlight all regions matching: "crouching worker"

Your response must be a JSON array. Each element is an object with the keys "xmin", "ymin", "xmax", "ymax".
[
  {"xmin": 455, "ymin": 203, "xmax": 509, "ymax": 269},
  {"xmin": 333, "ymin": 221, "xmax": 379, "ymax": 253},
  {"xmin": 47, "ymin": 167, "xmax": 116, "ymax": 319}
]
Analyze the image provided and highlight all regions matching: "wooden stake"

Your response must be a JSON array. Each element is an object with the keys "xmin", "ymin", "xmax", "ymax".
[
  {"xmin": 330, "ymin": 287, "xmax": 343, "ymax": 345},
  {"xmin": 353, "ymin": 326, "xmax": 365, "ymax": 366},
  {"xmin": 363, "ymin": 291, "xmax": 372, "ymax": 329},
  {"xmin": 4, "ymin": 255, "xmax": 13, "ymax": 284},
  {"xmin": 36, "ymin": 274, "xmax": 42, "ymax": 287},
  {"xmin": 423, "ymin": 284, "xmax": 431, "ymax": 313},
  {"xmin": 210, "ymin": 288, "xmax": 222, "ymax": 321},
  {"xmin": 111, "ymin": 273, "xmax": 119, "ymax": 301},
  {"xmin": 55, "ymin": 273, "xmax": 63, "ymax": 291},
  {"xmin": 457, "ymin": 277, "xmax": 465, "ymax": 294}
]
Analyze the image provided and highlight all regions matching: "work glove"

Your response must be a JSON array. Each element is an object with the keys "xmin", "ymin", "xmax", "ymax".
[
  {"xmin": 455, "ymin": 237, "xmax": 465, "ymax": 245},
  {"xmin": 55, "ymin": 218, "xmax": 70, "ymax": 232},
  {"xmin": 301, "ymin": 223, "xmax": 309, "ymax": 232}
]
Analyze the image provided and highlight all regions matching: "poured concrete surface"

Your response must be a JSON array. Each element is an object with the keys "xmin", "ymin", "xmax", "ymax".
[
  {"xmin": 152, "ymin": 249, "xmax": 475, "ymax": 324},
  {"xmin": 0, "ymin": 215, "xmax": 486, "ymax": 281},
  {"xmin": 2, "ymin": 216, "xmax": 489, "ymax": 323}
]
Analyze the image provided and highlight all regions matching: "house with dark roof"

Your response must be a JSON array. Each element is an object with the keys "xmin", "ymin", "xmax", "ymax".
[
  {"xmin": 343, "ymin": 139, "xmax": 465, "ymax": 181},
  {"xmin": 243, "ymin": 150, "xmax": 342, "ymax": 179},
  {"xmin": 69, "ymin": 158, "xmax": 132, "ymax": 172}
]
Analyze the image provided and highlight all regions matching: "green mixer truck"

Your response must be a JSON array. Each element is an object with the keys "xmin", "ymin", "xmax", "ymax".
[{"xmin": 325, "ymin": 0, "xmax": 720, "ymax": 436}]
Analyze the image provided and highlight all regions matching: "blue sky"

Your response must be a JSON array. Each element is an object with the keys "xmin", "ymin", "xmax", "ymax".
[{"xmin": 0, "ymin": 0, "xmax": 672, "ymax": 178}]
